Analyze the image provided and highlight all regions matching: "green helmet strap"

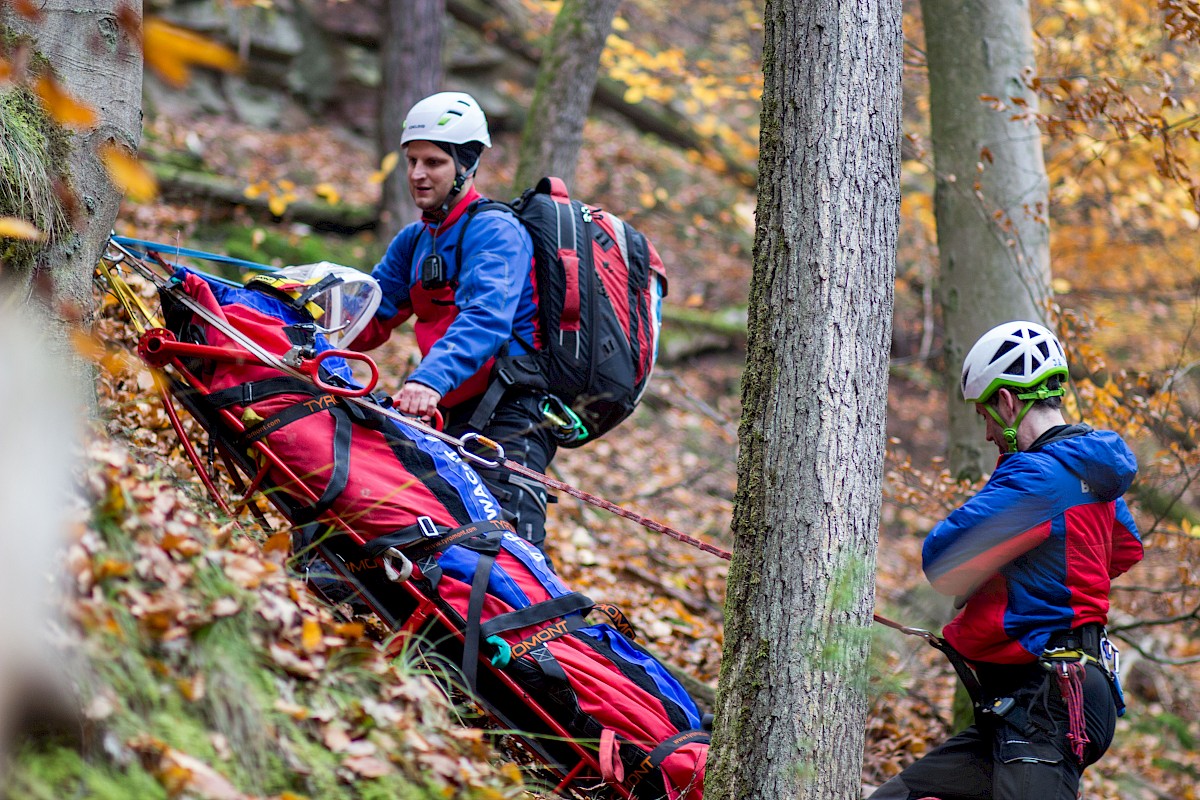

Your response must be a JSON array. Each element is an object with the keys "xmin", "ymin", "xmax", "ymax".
[
  {"xmin": 1015, "ymin": 383, "xmax": 1065, "ymax": 402},
  {"xmin": 983, "ymin": 403, "xmax": 1022, "ymax": 453},
  {"xmin": 985, "ymin": 380, "xmax": 1063, "ymax": 452}
]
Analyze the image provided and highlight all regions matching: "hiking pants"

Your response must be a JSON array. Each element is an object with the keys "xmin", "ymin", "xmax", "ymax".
[
  {"xmin": 446, "ymin": 391, "xmax": 558, "ymax": 555},
  {"xmin": 868, "ymin": 662, "xmax": 1117, "ymax": 800}
]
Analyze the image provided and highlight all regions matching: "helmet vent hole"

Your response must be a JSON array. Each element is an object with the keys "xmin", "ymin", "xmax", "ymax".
[
  {"xmin": 1002, "ymin": 355, "xmax": 1025, "ymax": 377},
  {"xmin": 990, "ymin": 340, "xmax": 1017, "ymax": 365}
]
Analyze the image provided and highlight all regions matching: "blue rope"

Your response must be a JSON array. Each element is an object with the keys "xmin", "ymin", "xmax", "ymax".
[{"xmin": 112, "ymin": 235, "xmax": 279, "ymax": 273}]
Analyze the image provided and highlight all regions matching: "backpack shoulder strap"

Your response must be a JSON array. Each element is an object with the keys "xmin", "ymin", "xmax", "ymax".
[{"xmin": 452, "ymin": 198, "xmax": 519, "ymax": 281}]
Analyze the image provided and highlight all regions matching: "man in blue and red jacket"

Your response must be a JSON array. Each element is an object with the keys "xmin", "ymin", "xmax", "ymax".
[
  {"xmin": 870, "ymin": 321, "xmax": 1142, "ymax": 800},
  {"xmin": 352, "ymin": 92, "xmax": 556, "ymax": 556}
]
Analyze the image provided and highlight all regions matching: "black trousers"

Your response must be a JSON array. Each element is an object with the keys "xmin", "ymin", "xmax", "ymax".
[
  {"xmin": 868, "ymin": 662, "xmax": 1118, "ymax": 800},
  {"xmin": 445, "ymin": 391, "xmax": 558, "ymax": 555}
]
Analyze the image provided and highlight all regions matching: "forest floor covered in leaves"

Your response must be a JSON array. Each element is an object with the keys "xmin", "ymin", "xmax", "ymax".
[{"xmin": 65, "ymin": 87, "xmax": 1200, "ymax": 799}]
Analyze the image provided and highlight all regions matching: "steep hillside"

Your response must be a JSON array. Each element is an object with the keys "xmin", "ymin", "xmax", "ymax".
[{"xmin": 8, "ymin": 0, "xmax": 1200, "ymax": 797}]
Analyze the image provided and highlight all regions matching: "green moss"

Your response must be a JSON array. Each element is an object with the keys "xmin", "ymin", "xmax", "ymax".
[
  {"xmin": 5, "ymin": 744, "xmax": 166, "ymax": 800},
  {"xmin": 0, "ymin": 37, "xmax": 73, "ymax": 273}
]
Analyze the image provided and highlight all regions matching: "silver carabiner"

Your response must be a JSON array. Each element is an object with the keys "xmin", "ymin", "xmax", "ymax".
[
  {"xmin": 897, "ymin": 624, "xmax": 940, "ymax": 645},
  {"xmin": 1100, "ymin": 636, "xmax": 1121, "ymax": 679},
  {"xmin": 457, "ymin": 431, "xmax": 505, "ymax": 469}
]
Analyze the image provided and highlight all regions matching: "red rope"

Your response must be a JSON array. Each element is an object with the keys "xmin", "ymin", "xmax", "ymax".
[
  {"xmin": 502, "ymin": 461, "xmax": 734, "ymax": 560},
  {"xmin": 1055, "ymin": 661, "xmax": 1090, "ymax": 763}
]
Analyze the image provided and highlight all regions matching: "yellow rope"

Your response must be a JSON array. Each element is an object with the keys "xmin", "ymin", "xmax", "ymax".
[{"xmin": 97, "ymin": 257, "xmax": 161, "ymax": 332}]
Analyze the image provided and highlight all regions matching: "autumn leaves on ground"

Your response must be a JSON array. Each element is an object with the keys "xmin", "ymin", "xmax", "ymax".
[{"xmin": 7, "ymin": 1, "xmax": 1200, "ymax": 798}]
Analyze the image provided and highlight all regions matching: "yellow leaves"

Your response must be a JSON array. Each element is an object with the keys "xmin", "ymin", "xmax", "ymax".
[
  {"xmin": 99, "ymin": 142, "xmax": 159, "ymax": 203},
  {"xmin": 611, "ymin": 16, "xmax": 630, "ymax": 32},
  {"xmin": 0, "ymin": 217, "xmax": 45, "ymax": 241},
  {"xmin": 143, "ymin": 17, "xmax": 241, "ymax": 88},
  {"xmin": 263, "ymin": 531, "xmax": 292, "ymax": 556},
  {"xmin": 93, "ymin": 557, "xmax": 134, "ymax": 582},
  {"xmin": 314, "ymin": 182, "xmax": 340, "ymax": 205},
  {"xmin": 162, "ymin": 531, "xmax": 204, "ymax": 558},
  {"xmin": 71, "ymin": 329, "xmax": 140, "ymax": 376},
  {"xmin": 1183, "ymin": 518, "xmax": 1200, "ymax": 539},
  {"xmin": 370, "ymin": 151, "xmax": 400, "ymax": 184},
  {"xmin": 301, "ymin": 618, "xmax": 324, "ymax": 653},
  {"xmin": 243, "ymin": 179, "xmax": 297, "ymax": 217},
  {"xmin": 34, "ymin": 74, "xmax": 98, "ymax": 128}
]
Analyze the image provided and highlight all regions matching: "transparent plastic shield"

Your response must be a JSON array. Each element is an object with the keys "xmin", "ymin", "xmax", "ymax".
[{"xmin": 248, "ymin": 262, "xmax": 381, "ymax": 348}]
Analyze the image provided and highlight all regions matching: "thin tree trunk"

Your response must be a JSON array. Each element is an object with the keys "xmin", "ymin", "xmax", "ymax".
[
  {"xmin": 379, "ymin": 0, "xmax": 443, "ymax": 239},
  {"xmin": 511, "ymin": 0, "xmax": 620, "ymax": 193},
  {"xmin": 2, "ymin": 0, "xmax": 143, "ymax": 405},
  {"xmin": 921, "ymin": 0, "xmax": 1052, "ymax": 480},
  {"xmin": 706, "ymin": 0, "xmax": 902, "ymax": 797}
]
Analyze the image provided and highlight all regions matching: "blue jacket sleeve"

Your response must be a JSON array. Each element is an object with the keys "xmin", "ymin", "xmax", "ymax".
[
  {"xmin": 922, "ymin": 456, "xmax": 1057, "ymax": 596},
  {"xmin": 408, "ymin": 211, "xmax": 533, "ymax": 396}
]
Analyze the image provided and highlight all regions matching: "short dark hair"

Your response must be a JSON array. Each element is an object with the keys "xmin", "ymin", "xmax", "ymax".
[{"xmin": 432, "ymin": 140, "xmax": 485, "ymax": 172}]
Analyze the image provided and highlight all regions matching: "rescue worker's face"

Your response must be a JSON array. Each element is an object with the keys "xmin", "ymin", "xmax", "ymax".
[
  {"xmin": 976, "ymin": 403, "xmax": 1007, "ymax": 455},
  {"xmin": 975, "ymin": 388, "xmax": 1019, "ymax": 455},
  {"xmin": 406, "ymin": 141, "xmax": 458, "ymax": 212}
]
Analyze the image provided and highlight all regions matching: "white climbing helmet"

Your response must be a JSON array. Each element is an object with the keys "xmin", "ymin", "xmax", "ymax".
[
  {"xmin": 401, "ymin": 92, "xmax": 492, "ymax": 148},
  {"xmin": 960, "ymin": 320, "xmax": 1069, "ymax": 403}
]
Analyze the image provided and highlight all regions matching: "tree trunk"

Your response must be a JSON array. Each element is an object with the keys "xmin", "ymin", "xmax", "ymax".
[
  {"xmin": 706, "ymin": 0, "xmax": 901, "ymax": 797},
  {"xmin": 921, "ymin": 0, "xmax": 1052, "ymax": 480},
  {"xmin": 378, "ymin": 0, "xmax": 444, "ymax": 239},
  {"xmin": 2, "ymin": 0, "xmax": 143, "ymax": 403},
  {"xmin": 511, "ymin": 0, "xmax": 620, "ymax": 193}
]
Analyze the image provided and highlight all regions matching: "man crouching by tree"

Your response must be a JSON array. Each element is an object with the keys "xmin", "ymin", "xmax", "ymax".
[{"xmin": 870, "ymin": 321, "xmax": 1143, "ymax": 800}]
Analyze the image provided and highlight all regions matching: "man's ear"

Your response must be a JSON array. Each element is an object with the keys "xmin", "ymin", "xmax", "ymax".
[{"xmin": 995, "ymin": 387, "xmax": 1018, "ymax": 421}]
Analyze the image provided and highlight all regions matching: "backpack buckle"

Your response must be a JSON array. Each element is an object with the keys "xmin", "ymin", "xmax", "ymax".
[{"xmin": 416, "ymin": 516, "xmax": 440, "ymax": 539}]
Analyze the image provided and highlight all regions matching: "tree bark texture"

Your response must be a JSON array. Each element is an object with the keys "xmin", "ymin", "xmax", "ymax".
[
  {"xmin": 511, "ymin": 0, "xmax": 619, "ymax": 193},
  {"xmin": 2, "ymin": 0, "xmax": 142, "ymax": 402},
  {"xmin": 379, "ymin": 0, "xmax": 444, "ymax": 239},
  {"xmin": 920, "ymin": 0, "xmax": 1051, "ymax": 480},
  {"xmin": 707, "ymin": 1, "xmax": 901, "ymax": 798}
]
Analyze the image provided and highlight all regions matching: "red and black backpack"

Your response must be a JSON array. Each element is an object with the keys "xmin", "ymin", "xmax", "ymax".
[{"xmin": 462, "ymin": 177, "xmax": 668, "ymax": 448}]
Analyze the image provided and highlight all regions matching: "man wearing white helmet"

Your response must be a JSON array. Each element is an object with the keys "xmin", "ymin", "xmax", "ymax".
[
  {"xmin": 870, "ymin": 321, "xmax": 1143, "ymax": 800},
  {"xmin": 352, "ymin": 92, "xmax": 558, "ymax": 556}
]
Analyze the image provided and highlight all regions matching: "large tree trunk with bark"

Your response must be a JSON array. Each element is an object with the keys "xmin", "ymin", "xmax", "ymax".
[
  {"xmin": 921, "ymin": 0, "xmax": 1052, "ymax": 480},
  {"xmin": 511, "ymin": 0, "xmax": 619, "ymax": 192},
  {"xmin": 2, "ymin": 0, "xmax": 143, "ymax": 402},
  {"xmin": 378, "ymin": 0, "xmax": 444, "ymax": 239},
  {"xmin": 706, "ymin": 1, "xmax": 902, "ymax": 798}
]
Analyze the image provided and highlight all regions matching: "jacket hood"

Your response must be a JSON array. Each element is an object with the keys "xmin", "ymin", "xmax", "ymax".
[{"xmin": 1038, "ymin": 425, "xmax": 1137, "ymax": 502}]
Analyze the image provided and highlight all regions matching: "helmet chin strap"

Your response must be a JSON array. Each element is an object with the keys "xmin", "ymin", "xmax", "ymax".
[
  {"xmin": 984, "ymin": 400, "xmax": 1035, "ymax": 454},
  {"xmin": 985, "ymin": 380, "xmax": 1066, "ymax": 453},
  {"xmin": 438, "ymin": 143, "xmax": 478, "ymax": 215}
]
